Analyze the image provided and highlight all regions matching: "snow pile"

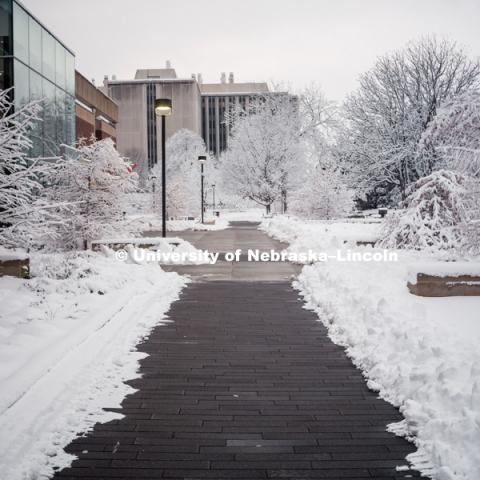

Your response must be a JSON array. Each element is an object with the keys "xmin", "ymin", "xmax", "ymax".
[
  {"xmin": 0, "ymin": 251, "xmax": 186, "ymax": 480},
  {"xmin": 262, "ymin": 215, "xmax": 480, "ymax": 480},
  {"xmin": 261, "ymin": 215, "xmax": 381, "ymax": 258}
]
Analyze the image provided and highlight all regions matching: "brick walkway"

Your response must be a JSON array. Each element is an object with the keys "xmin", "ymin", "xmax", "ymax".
[{"xmin": 54, "ymin": 224, "xmax": 421, "ymax": 479}]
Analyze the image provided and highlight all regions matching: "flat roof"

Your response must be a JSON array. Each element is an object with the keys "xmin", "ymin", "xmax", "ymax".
[
  {"xmin": 107, "ymin": 78, "xmax": 197, "ymax": 85},
  {"xmin": 199, "ymin": 82, "xmax": 269, "ymax": 95},
  {"xmin": 14, "ymin": 0, "xmax": 75, "ymax": 55}
]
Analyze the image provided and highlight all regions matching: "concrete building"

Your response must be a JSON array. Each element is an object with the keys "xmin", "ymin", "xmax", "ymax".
[
  {"xmin": 75, "ymin": 71, "xmax": 117, "ymax": 143},
  {"xmin": 103, "ymin": 63, "xmax": 270, "ymax": 179},
  {"xmin": 103, "ymin": 64, "xmax": 202, "ymax": 179},
  {"xmin": 200, "ymin": 72, "xmax": 269, "ymax": 156},
  {"xmin": 0, "ymin": 0, "xmax": 75, "ymax": 156}
]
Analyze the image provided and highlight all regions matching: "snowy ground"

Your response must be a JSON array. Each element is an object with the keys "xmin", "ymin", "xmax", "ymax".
[
  {"xmin": 261, "ymin": 215, "xmax": 480, "ymax": 480},
  {"xmin": 0, "ymin": 251, "xmax": 186, "ymax": 480}
]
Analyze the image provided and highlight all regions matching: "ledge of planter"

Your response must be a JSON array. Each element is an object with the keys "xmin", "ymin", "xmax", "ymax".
[
  {"xmin": 91, "ymin": 237, "xmax": 181, "ymax": 252},
  {"xmin": 407, "ymin": 262, "xmax": 480, "ymax": 297},
  {"xmin": 0, "ymin": 257, "xmax": 30, "ymax": 278}
]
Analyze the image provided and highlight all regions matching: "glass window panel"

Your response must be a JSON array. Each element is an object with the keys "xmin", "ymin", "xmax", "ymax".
[
  {"xmin": 42, "ymin": 77, "xmax": 57, "ymax": 155},
  {"xmin": 29, "ymin": 69, "xmax": 43, "ymax": 157},
  {"xmin": 65, "ymin": 51, "xmax": 74, "ymax": 95},
  {"xmin": 13, "ymin": 2, "xmax": 28, "ymax": 64},
  {"xmin": 0, "ymin": 0, "xmax": 12, "ymax": 55},
  {"xmin": 13, "ymin": 59, "xmax": 29, "ymax": 109},
  {"xmin": 55, "ymin": 87, "xmax": 66, "ymax": 146},
  {"xmin": 28, "ymin": 16, "xmax": 42, "ymax": 72},
  {"xmin": 41, "ymin": 29, "xmax": 55, "ymax": 81},
  {"xmin": 0, "ymin": 57, "xmax": 12, "ymax": 90},
  {"xmin": 55, "ymin": 41, "xmax": 65, "ymax": 90},
  {"xmin": 65, "ymin": 94, "xmax": 75, "ymax": 146}
]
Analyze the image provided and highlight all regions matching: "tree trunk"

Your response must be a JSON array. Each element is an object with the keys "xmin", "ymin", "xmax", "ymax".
[{"xmin": 266, "ymin": 204, "xmax": 271, "ymax": 214}]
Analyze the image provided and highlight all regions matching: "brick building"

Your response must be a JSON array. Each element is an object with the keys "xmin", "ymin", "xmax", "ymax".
[{"xmin": 75, "ymin": 71, "xmax": 117, "ymax": 143}]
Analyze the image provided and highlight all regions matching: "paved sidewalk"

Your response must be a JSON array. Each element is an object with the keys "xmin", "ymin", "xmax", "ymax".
[{"xmin": 54, "ymin": 223, "xmax": 421, "ymax": 479}]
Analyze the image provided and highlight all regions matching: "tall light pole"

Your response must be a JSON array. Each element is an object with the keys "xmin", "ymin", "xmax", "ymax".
[
  {"xmin": 198, "ymin": 155, "xmax": 206, "ymax": 223},
  {"xmin": 154, "ymin": 98, "xmax": 172, "ymax": 238},
  {"xmin": 212, "ymin": 184, "xmax": 216, "ymax": 213}
]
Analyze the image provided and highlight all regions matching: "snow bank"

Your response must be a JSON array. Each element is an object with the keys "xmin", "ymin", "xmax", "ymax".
[
  {"xmin": 262, "ymin": 215, "xmax": 480, "ymax": 480},
  {"xmin": 261, "ymin": 215, "xmax": 382, "ymax": 259},
  {"xmin": 93, "ymin": 237, "xmax": 212, "ymax": 265},
  {"xmin": 0, "ymin": 251, "xmax": 186, "ymax": 480}
]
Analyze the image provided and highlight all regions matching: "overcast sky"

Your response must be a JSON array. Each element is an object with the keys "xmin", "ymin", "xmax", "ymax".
[{"xmin": 21, "ymin": 0, "xmax": 480, "ymax": 101}]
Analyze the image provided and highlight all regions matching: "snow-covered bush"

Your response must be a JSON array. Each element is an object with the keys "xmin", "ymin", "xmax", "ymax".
[
  {"xmin": 151, "ymin": 129, "xmax": 212, "ymax": 218},
  {"xmin": 0, "ymin": 89, "xmax": 65, "ymax": 249},
  {"xmin": 49, "ymin": 138, "xmax": 138, "ymax": 249},
  {"xmin": 379, "ymin": 170, "xmax": 466, "ymax": 251},
  {"xmin": 289, "ymin": 167, "xmax": 354, "ymax": 219}
]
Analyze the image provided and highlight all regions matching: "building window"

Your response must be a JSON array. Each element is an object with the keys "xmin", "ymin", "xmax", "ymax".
[
  {"xmin": 55, "ymin": 41, "xmax": 65, "ymax": 90},
  {"xmin": 43, "ymin": 77, "xmax": 57, "ymax": 155},
  {"xmin": 41, "ymin": 28, "xmax": 54, "ymax": 81},
  {"xmin": 13, "ymin": 58, "xmax": 28, "ymax": 108},
  {"xmin": 146, "ymin": 83, "xmax": 157, "ymax": 169},
  {"xmin": 0, "ymin": 0, "xmax": 12, "ymax": 56},
  {"xmin": 28, "ymin": 16, "xmax": 41, "ymax": 72},
  {"xmin": 12, "ymin": 2, "xmax": 28, "ymax": 64},
  {"xmin": 65, "ymin": 51, "xmax": 74, "ymax": 95}
]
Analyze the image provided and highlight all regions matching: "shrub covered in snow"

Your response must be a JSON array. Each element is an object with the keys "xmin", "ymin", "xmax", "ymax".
[
  {"xmin": 0, "ymin": 89, "xmax": 65, "ymax": 249},
  {"xmin": 48, "ymin": 138, "xmax": 138, "ymax": 249},
  {"xmin": 379, "ymin": 170, "xmax": 466, "ymax": 251},
  {"xmin": 289, "ymin": 167, "xmax": 354, "ymax": 220}
]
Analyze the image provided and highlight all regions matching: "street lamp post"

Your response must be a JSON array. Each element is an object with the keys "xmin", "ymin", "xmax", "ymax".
[
  {"xmin": 212, "ymin": 184, "xmax": 216, "ymax": 214},
  {"xmin": 151, "ymin": 174, "xmax": 157, "ymax": 212},
  {"xmin": 154, "ymin": 98, "xmax": 172, "ymax": 238},
  {"xmin": 198, "ymin": 155, "xmax": 206, "ymax": 223}
]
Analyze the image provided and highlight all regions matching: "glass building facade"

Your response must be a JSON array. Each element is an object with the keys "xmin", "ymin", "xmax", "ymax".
[{"xmin": 0, "ymin": 0, "xmax": 75, "ymax": 156}]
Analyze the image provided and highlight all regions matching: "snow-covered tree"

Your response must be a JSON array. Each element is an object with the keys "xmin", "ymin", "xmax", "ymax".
[
  {"xmin": 378, "ymin": 170, "xmax": 467, "ymax": 251},
  {"xmin": 420, "ymin": 93, "xmax": 480, "ymax": 254},
  {"xmin": 0, "ymin": 89, "xmax": 66, "ymax": 249},
  {"xmin": 340, "ymin": 37, "xmax": 480, "ymax": 206},
  {"xmin": 49, "ymin": 138, "xmax": 138, "ymax": 249},
  {"xmin": 221, "ymin": 93, "xmax": 303, "ymax": 213},
  {"xmin": 289, "ymin": 166, "xmax": 354, "ymax": 220},
  {"xmin": 150, "ymin": 129, "xmax": 214, "ymax": 218}
]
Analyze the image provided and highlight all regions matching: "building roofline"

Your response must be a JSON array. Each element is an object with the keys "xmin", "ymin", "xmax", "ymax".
[
  {"xmin": 14, "ymin": 0, "xmax": 75, "ymax": 56},
  {"xmin": 200, "ymin": 92, "xmax": 269, "ymax": 96},
  {"xmin": 76, "ymin": 70, "xmax": 118, "ymax": 107},
  {"xmin": 107, "ymin": 78, "xmax": 197, "ymax": 85}
]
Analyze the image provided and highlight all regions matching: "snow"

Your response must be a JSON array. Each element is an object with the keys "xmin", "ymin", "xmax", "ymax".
[
  {"xmin": 0, "ymin": 246, "xmax": 29, "ymax": 261},
  {"xmin": 262, "ymin": 215, "xmax": 480, "ymax": 480},
  {"xmin": 261, "ymin": 215, "xmax": 382, "ymax": 256},
  {"xmin": 220, "ymin": 208, "xmax": 266, "ymax": 222},
  {"xmin": 127, "ymin": 213, "xmax": 230, "ymax": 232},
  {"xmin": 0, "ymin": 251, "xmax": 186, "ymax": 480}
]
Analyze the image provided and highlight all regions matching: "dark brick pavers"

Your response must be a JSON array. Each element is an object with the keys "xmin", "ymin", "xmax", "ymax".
[{"xmin": 53, "ymin": 280, "xmax": 421, "ymax": 479}]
